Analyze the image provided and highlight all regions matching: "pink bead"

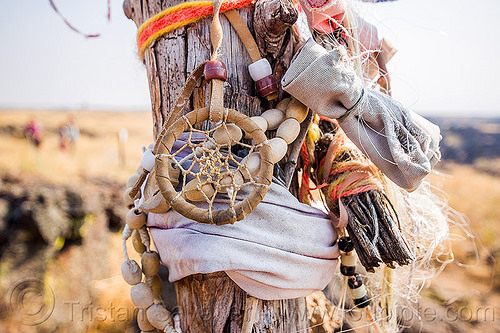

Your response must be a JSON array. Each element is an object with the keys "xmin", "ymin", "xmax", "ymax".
[
  {"xmin": 256, "ymin": 75, "xmax": 278, "ymax": 98},
  {"xmin": 204, "ymin": 60, "xmax": 227, "ymax": 81}
]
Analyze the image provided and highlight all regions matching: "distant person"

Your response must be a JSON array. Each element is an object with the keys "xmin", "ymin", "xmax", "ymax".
[
  {"xmin": 66, "ymin": 117, "xmax": 80, "ymax": 150},
  {"xmin": 58, "ymin": 123, "xmax": 68, "ymax": 151},
  {"xmin": 25, "ymin": 118, "xmax": 43, "ymax": 148}
]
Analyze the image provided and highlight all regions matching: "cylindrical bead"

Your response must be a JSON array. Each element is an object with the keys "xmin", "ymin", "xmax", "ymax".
[
  {"xmin": 269, "ymin": 137, "xmax": 288, "ymax": 163},
  {"xmin": 349, "ymin": 284, "xmax": 367, "ymax": 300},
  {"xmin": 248, "ymin": 58, "xmax": 272, "ymax": 81},
  {"xmin": 130, "ymin": 282, "xmax": 154, "ymax": 309},
  {"xmin": 276, "ymin": 118, "xmax": 300, "ymax": 144},
  {"xmin": 184, "ymin": 178, "xmax": 215, "ymax": 201},
  {"xmin": 132, "ymin": 230, "xmax": 147, "ymax": 253},
  {"xmin": 126, "ymin": 208, "xmax": 147, "ymax": 229},
  {"xmin": 353, "ymin": 295, "xmax": 370, "ymax": 308},
  {"xmin": 256, "ymin": 75, "xmax": 278, "ymax": 98},
  {"xmin": 127, "ymin": 173, "xmax": 140, "ymax": 188},
  {"xmin": 213, "ymin": 123, "xmax": 242, "ymax": 145},
  {"xmin": 285, "ymin": 99, "xmax": 309, "ymax": 123},
  {"xmin": 204, "ymin": 60, "xmax": 227, "ymax": 81},
  {"xmin": 141, "ymin": 251, "xmax": 160, "ymax": 277},
  {"xmin": 261, "ymin": 109, "xmax": 285, "ymax": 130},
  {"xmin": 340, "ymin": 264, "xmax": 356, "ymax": 276},
  {"xmin": 340, "ymin": 253, "xmax": 357, "ymax": 267},
  {"xmin": 244, "ymin": 116, "xmax": 268, "ymax": 139},
  {"xmin": 146, "ymin": 304, "xmax": 174, "ymax": 330},
  {"xmin": 141, "ymin": 149, "xmax": 155, "ymax": 172},
  {"xmin": 121, "ymin": 260, "xmax": 142, "ymax": 285},
  {"xmin": 338, "ymin": 237, "xmax": 354, "ymax": 252}
]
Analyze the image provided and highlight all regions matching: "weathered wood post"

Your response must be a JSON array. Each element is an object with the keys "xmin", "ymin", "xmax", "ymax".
[{"xmin": 123, "ymin": 0, "xmax": 309, "ymax": 331}]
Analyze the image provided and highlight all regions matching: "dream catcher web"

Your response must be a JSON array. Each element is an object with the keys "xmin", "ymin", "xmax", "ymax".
[{"xmin": 155, "ymin": 115, "xmax": 271, "ymax": 224}]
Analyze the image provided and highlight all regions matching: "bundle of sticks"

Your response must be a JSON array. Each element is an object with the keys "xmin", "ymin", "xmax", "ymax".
[{"xmin": 302, "ymin": 117, "xmax": 414, "ymax": 271}]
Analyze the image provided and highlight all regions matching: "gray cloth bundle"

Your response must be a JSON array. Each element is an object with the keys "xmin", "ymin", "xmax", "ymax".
[
  {"xmin": 148, "ymin": 182, "xmax": 339, "ymax": 300},
  {"xmin": 282, "ymin": 38, "xmax": 441, "ymax": 191}
]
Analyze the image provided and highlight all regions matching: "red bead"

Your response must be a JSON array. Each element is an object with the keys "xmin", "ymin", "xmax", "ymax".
[
  {"xmin": 204, "ymin": 60, "xmax": 227, "ymax": 81},
  {"xmin": 256, "ymin": 75, "xmax": 278, "ymax": 98}
]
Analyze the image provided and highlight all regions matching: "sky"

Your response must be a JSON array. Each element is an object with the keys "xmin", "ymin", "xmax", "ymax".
[{"xmin": 0, "ymin": 0, "xmax": 499, "ymax": 117}]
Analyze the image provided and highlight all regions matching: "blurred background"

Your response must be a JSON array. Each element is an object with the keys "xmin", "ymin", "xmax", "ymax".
[{"xmin": 0, "ymin": 0, "xmax": 499, "ymax": 332}]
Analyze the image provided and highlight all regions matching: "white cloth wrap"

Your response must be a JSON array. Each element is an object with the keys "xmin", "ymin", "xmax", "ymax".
[
  {"xmin": 147, "ymin": 182, "xmax": 339, "ymax": 300},
  {"xmin": 282, "ymin": 38, "xmax": 441, "ymax": 191}
]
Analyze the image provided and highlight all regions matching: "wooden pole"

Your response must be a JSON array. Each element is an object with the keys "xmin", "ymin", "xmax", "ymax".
[{"xmin": 124, "ymin": 0, "xmax": 306, "ymax": 331}]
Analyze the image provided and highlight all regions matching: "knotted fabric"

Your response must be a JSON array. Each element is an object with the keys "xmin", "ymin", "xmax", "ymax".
[
  {"xmin": 147, "ymin": 135, "xmax": 339, "ymax": 300},
  {"xmin": 282, "ymin": 38, "xmax": 441, "ymax": 191}
]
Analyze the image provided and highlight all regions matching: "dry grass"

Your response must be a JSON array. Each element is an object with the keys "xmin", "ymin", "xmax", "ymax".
[{"xmin": 0, "ymin": 110, "xmax": 154, "ymax": 184}]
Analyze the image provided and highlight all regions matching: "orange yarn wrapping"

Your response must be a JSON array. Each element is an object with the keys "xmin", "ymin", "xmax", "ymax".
[{"xmin": 137, "ymin": 0, "xmax": 255, "ymax": 59}]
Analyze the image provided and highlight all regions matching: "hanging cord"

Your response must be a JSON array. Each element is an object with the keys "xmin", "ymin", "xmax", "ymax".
[{"xmin": 48, "ymin": 0, "xmax": 111, "ymax": 38}]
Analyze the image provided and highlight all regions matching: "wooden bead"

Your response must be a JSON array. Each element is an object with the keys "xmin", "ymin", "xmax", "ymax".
[
  {"xmin": 276, "ymin": 118, "xmax": 300, "ymax": 144},
  {"xmin": 219, "ymin": 171, "xmax": 244, "ymax": 192},
  {"xmin": 269, "ymin": 137, "xmax": 288, "ymax": 163},
  {"xmin": 242, "ymin": 152, "xmax": 260, "ymax": 179},
  {"xmin": 130, "ymin": 282, "xmax": 154, "ymax": 309},
  {"xmin": 141, "ymin": 251, "xmax": 160, "ymax": 277},
  {"xmin": 285, "ymin": 99, "xmax": 308, "ymax": 123},
  {"xmin": 248, "ymin": 58, "xmax": 272, "ymax": 81},
  {"xmin": 126, "ymin": 208, "xmax": 147, "ymax": 229},
  {"xmin": 261, "ymin": 109, "xmax": 285, "ymax": 130},
  {"xmin": 126, "ymin": 173, "xmax": 140, "ymax": 188},
  {"xmin": 141, "ymin": 149, "xmax": 156, "ymax": 172},
  {"xmin": 184, "ymin": 178, "xmax": 215, "ymax": 201},
  {"xmin": 132, "ymin": 230, "xmax": 146, "ymax": 254},
  {"xmin": 244, "ymin": 116, "xmax": 268, "ymax": 139},
  {"xmin": 150, "ymin": 274, "xmax": 163, "ymax": 298},
  {"xmin": 276, "ymin": 97, "xmax": 291, "ymax": 112},
  {"xmin": 123, "ymin": 187, "xmax": 137, "ymax": 208},
  {"xmin": 146, "ymin": 304, "xmax": 174, "ymax": 330},
  {"xmin": 121, "ymin": 260, "xmax": 142, "ymax": 286},
  {"xmin": 213, "ymin": 123, "xmax": 242, "ymax": 145},
  {"xmin": 256, "ymin": 75, "xmax": 278, "ymax": 98},
  {"xmin": 137, "ymin": 309, "xmax": 155, "ymax": 331},
  {"xmin": 204, "ymin": 60, "xmax": 227, "ymax": 81}
]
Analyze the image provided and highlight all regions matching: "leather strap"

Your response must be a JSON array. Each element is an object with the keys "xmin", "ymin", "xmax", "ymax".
[{"xmin": 224, "ymin": 9, "xmax": 262, "ymax": 63}]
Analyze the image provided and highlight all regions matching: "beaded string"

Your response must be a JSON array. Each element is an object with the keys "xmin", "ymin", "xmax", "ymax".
[{"xmin": 137, "ymin": 0, "xmax": 255, "ymax": 59}]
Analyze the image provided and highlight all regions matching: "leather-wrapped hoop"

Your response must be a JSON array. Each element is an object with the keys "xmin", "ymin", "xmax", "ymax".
[{"xmin": 154, "ymin": 107, "xmax": 273, "ymax": 225}]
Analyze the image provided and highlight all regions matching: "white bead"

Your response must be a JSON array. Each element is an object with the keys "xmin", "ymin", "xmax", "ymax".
[
  {"xmin": 349, "ymin": 284, "xmax": 367, "ymax": 299},
  {"xmin": 261, "ymin": 109, "xmax": 285, "ymax": 130},
  {"xmin": 269, "ymin": 137, "xmax": 288, "ymax": 163},
  {"xmin": 141, "ymin": 251, "xmax": 160, "ymax": 277},
  {"xmin": 130, "ymin": 282, "xmax": 154, "ymax": 309},
  {"xmin": 244, "ymin": 116, "xmax": 268, "ymax": 139},
  {"xmin": 126, "ymin": 173, "xmax": 140, "ymax": 188},
  {"xmin": 141, "ymin": 149, "xmax": 156, "ymax": 172},
  {"xmin": 121, "ymin": 260, "xmax": 142, "ymax": 285},
  {"xmin": 276, "ymin": 118, "xmax": 300, "ymax": 144},
  {"xmin": 248, "ymin": 58, "xmax": 272, "ymax": 81},
  {"xmin": 137, "ymin": 309, "xmax": 155, "ymax": 331},
  {"xmin": 276, "ymin": 97, "xmax": 291, "ymax": 112},
  {"xmin": 286, "ymin": 99, "xmax": 308, "ymax": 123},
  {"xmin": 126, "ymin": 208, "xmax": 147, "ymax": 229},
  {"xmin": 341, "ymin": 253, "xmax": 357, "ymax": 267},
  {"xmin": 218, "ymin": 171, "xmax": 244, "ymax": 192},
  {"xmin": 123, "ymin": 187, "xmax": 135, "ymax": 207},
  {"xmin": 146, "ymin": 304, "xmax": 174, "ymax": 330},
  {"xmin": 213, "ymin": 123, "xmax": 242, "ymax": 145},
  {"xmin": 184, "ymin": 178, "xmax": 215, "ymax": 201},
  {"xmin": 243, "ymin": 152, "xmax": 261, "ymax": 179}
]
